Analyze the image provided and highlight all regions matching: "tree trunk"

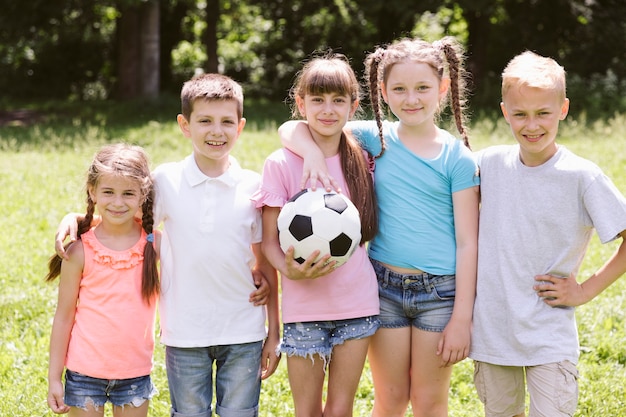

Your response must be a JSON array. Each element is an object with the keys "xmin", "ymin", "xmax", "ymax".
[
  {"xmin": 160, "ymin": 0, "xmax": 191, "ymax": 92},
  {"xmin": 140, "ymin": 0, "xmax": 160, "ymax": 99},
  {"xmin": 116, "ymin": 7, "xmax": 141, "ymax": 99},
  {"xmin": 115, "ymin": 0, "xmax": 160, "ymax": 100},
  {"xmin": 204, "ymin": 0, "xmax": 219, "ymax": 74}
]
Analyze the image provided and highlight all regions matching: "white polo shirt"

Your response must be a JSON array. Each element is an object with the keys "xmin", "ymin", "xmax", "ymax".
[{"xmin": 153, "ymin": 154, "xmax": 266, "ymax": 347}]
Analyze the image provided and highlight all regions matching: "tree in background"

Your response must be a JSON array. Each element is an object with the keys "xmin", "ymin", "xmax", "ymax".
[
  {"xmin": 0, "ymin": 0, "xmax": 113, "ymax": 99},
  {"xmin": 1, "ymin": 0, "xmax": 624, "ymax": 117},
  {"xmin": 115, "ymin": 0, "xmax": 160, "ymax": 99}
]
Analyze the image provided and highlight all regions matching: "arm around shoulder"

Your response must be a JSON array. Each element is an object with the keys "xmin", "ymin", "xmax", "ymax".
[{"xmin": 278, "ymin": 120, "xmax": 339, "ymax": 191}]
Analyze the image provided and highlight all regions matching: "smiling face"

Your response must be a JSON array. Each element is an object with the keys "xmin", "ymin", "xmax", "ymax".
[
  {"xmin": 501, "ymin": 85, "xmax": 569, "ymax": 167},
  {"xmin": 177, "ymin": 98, "xmax": 246, "ymax": 176},
  {"xmin": 296, "ymin": 91, "xmax": 357, "ymax": 150},
  {"xmin": 381, "ymin": 61, "xmax": 448, "ymax": 128},
  {"xmin": 89, "ymin": 173, "xmax": 143, "ymax": 228}
]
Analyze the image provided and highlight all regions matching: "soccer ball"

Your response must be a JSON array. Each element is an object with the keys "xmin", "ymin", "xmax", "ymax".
[{"xmin": 277, "ymin": 188, "xmax": 362, "ymax": 268}]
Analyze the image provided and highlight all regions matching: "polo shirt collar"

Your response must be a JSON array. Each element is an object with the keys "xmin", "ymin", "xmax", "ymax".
[{"xmin": 183, "ymin": 154, "xmax": 242, "ymax": 187}]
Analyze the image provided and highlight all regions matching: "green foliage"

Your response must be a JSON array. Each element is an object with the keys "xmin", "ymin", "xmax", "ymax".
[
  {"xmin": 413, "ymin": 3, "xmax": 468, "ymax": 43},
  {"xmin": 2, "ymin": 0, "xmax": 626, "ymax": 115},
  {"xmin": 1, "ymin": 102, "xmax": 625, "ymax": 416},
  {"xmin": 0, "ymin": 0, "xmax": 116, "ymax": 99}
]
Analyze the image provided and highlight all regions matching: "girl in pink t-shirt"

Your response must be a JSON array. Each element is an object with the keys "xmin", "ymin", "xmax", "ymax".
[
  {"xmin": 252, "ymin": 53, "xmax": 380, "ymax": 417},
  {"xmin": 46, "ymin": 144, "xmax": 160, "ymax": 417}
]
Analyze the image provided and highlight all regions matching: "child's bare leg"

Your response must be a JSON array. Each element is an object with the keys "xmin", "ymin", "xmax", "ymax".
[
  {"xmin": 112, "ymin": 400, "xmax": 149, "ymax": 417},
  {"xmin": 287, "ymin": 354, "xmax": 326, "ymax": 417},
  {"xmin": 68, "ymin": 403, "xmax": 105, "ymax": 417},
  {"xmin": 369, "ymin": 327, "xmax": 411, "ymax": 417},
  {"xmin": 324, "ymin": 337, "xmax": 370, "ymax": 417},
  {"xmin": 410, "ymin": 328, "xmax": 453, "ymax": 417}
]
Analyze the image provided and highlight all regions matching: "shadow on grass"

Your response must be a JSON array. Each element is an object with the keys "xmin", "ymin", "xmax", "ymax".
[{"xmin": 0, "ymin": 96, "xmax": 290, "ymax": 151}]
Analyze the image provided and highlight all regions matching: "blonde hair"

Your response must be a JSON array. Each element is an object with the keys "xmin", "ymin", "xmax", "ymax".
[{"xmin": 501, "ymin": 51, "xmax": 566, "ymax": 102}]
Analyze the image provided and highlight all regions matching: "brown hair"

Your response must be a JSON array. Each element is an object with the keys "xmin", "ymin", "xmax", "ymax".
[
  {"xmin": 45, "ymin": 144, "xmax": 159, "ymax": 304},
  {"xmin": 289, "ymin": 53, "xmax": 378, "ymax": 242},
  {"xmin": 180, "ymin": 73, "xmax": 244, "ymax": 121},
  {"xmin": 365, "ymin": 36, "xmax": 471, "ymax": 155}
]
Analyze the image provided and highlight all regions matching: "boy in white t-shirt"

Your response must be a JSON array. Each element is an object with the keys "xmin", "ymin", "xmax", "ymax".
[{"xmin": 469, "ymin": 51, "xmax": 626, "ymax": 417}]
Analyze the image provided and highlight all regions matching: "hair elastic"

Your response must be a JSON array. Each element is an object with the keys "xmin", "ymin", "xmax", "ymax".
[{"xmin": 146, "ymin": 233, "xmax": 154, "ymax": 243}]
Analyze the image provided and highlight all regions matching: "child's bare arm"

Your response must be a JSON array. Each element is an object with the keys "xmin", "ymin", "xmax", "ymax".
[
  {"xmin": 278, "ymin": 121, "xmax": 341, "ymax": 192},
  {"xmin": 48, "ymin": 242, "xmax": 83, "ymax": 414},
  {"xmin": 249, "ymin": 267, "xmax": 270, "ymax": 306},
  {"xmin": 54, "ymin": 213, "xmax": 101, "ymax": 259},
  {"xmin": 252, "ymin": 242, "xmax": 281, "ymax": 379},
  {"xmin": 535, "ymin": 231, "xmax": 626, "ymax": 307},
  {"xmin": 261, "ymin": 206, "xmax": 335, "ymax": 281},
  {"xmin": 438, "ymin": 185, "xmax": 479, "ymax": 367}
]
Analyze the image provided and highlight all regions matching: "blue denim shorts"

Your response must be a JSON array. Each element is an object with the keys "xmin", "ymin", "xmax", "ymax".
[
  {"xmin": 281, "ymin": 316, "xmax": 380, "ymax": 361},
  {"xmin": 64, "ymin": 369, "xmax": 156, "ymax": 410},
  {"xmin": 371, "ymin": 258, "xmax": 455, "ymax": 332},
  {"xmin": 166, "ymin": 342, "xmax": 263, "ymax": 417}
]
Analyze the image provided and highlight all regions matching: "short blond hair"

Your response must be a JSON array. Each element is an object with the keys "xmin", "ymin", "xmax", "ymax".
[{"xmin": 501, "ymin": 51, "xmax": 566, "ymax": 101}]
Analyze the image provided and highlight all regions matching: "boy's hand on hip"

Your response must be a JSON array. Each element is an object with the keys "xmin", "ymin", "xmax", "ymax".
[{"xmin": 534, "ymin": 273, "xmax": 585, "ymax": 307}]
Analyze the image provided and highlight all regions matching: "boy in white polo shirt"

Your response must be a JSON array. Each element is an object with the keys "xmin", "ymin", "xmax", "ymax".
[
  {"xmin": 55, "ymin": 73, "xmax": 280, "ymax": 417},
  {"xmin": 154, "ymin": 73, "xmax": 280, "ymax": 417}
]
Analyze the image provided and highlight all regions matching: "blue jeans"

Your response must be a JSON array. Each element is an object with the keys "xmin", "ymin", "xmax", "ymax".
[
  {"xmin": 165, "ymin": 342, "xmax": 262, "ymax": 417},
  {"xmin": 371, "ymin": 258, "xmax": 455, "ymax": 332}
]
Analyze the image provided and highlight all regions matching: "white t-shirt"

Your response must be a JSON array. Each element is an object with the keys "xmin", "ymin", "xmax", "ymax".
[
  {"xmin": 470, "ymin": 145, "xmax": 626, "ymax": 366},
  {"xmin": 153, "ymin": 154, "xmax": 266, "ymax": 347}
]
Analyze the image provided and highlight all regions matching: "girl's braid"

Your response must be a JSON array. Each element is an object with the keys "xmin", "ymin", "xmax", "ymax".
[
  {"xmin": 45, "ymin": 192, "xmax": 97, "ymax": 282},
  {"xmin": 140, "ymin": 186, "xmax": 159, "ymax": 303},
  {"xmin": 366, "ymin": 48, "xmax": 387, "ymax": 158},
  {"xmin": 440, "ymin": 40, "xmax": 471, "ymax": 149}
]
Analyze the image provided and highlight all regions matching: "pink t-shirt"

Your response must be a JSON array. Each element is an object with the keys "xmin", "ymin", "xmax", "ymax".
[
  {"xmin": 252, "ymin": 148, "xmax": 379, "ymax": 323},
  {"xmin": 65, "ymin": 228, "xmax": 157, "ymax": 379}
]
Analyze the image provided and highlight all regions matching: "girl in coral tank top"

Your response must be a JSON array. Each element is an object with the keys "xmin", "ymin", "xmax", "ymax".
[{"xmin": 46, "ymin": 144, "xmax": 160, "ymax": 417}]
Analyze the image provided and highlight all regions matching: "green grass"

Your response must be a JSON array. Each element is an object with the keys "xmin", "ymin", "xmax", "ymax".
[{"xmin": 1, "ymin": 101, "xmax": 625, "ymax": 416}]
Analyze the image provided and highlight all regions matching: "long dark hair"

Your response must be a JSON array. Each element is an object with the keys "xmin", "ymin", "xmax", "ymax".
[{"xmin": 290, "ymin": 52, "xmax": 378, "ymax": 242}]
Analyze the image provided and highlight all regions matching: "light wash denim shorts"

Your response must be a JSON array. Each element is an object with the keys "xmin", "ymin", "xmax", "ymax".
[
  {"xmin": 64, "ymin": 369, "xmax": 156, "ymax": 410},
  {"xmin": 371, "ymin": 258, "xmax": 455, "ymax": 332},
  {"xmin": 281, "ymin": 316, "xmax": 380, "ymax": 361},
  {"xmin": 166, "ymin": 342, "xmax": 263, "ymax": 417}
]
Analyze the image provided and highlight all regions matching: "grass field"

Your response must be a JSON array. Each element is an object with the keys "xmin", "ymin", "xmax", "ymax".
[{"xmin": 0, "ymin": 99, "xmax": 624, "ymax": 416}]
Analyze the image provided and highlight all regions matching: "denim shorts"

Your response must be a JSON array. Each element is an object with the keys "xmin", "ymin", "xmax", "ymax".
[
  {"xmin": 281, "ymin": 316, "xmax": 379, "ymax": 361},
  {"xmin": 166, "ymin": 342, "xmax": 263, "ymax": 417},
  {"xmin": 64, "ymin": 369, "xmax": 156, "ymax": 410},
  {"xmin": 371, "ymin": 258, "xmax": 455, "ymax": 332}
]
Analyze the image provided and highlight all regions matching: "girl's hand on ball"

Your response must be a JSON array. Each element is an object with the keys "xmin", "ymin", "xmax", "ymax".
[{"xmin": 285, "ymin": 248, "xmax": 336, "ymax": 280}]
